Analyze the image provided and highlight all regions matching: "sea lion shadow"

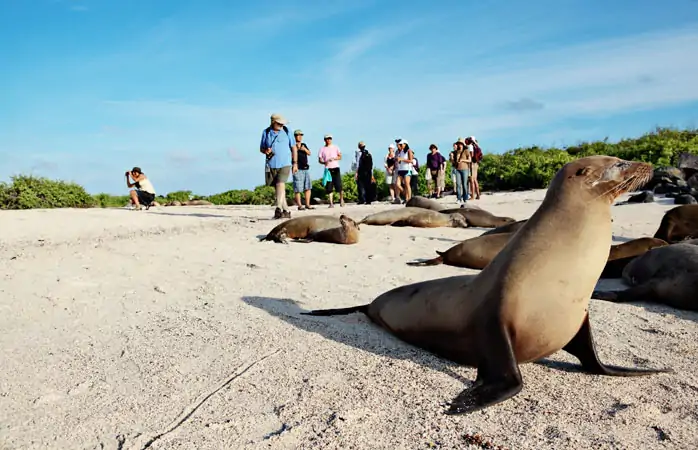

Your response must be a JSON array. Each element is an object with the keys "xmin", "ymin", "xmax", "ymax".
[
  {"xmin": 415, "ymin": 236, "xmax": 461, "ymax": 243},
  {"xmin": 149, "ymin": 212, "xmax": 230, "ymax": 218},
  {"xmin": 240, "ymin": 296, "xmax": 473, "ymax": 385}
]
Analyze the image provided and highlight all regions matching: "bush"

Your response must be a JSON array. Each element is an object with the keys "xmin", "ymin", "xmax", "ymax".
[
  {"xmin": 0, "ymin": 175, "xmax": 96, "ymax": 209},
  {"xmin": 3, "ymin": 126, "xmax": 697, "ymax": 210}
]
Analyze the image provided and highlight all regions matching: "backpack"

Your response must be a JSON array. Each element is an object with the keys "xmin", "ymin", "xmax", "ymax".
[
  {"xmin": 359, "ymin": 150, "xmax": 373, "ymax": 174},
  {"xmin": 472, "ymin": 143, "xmax": 483, "ymax": 163}
]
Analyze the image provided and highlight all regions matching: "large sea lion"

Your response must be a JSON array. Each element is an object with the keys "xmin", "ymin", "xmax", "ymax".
[
  {"xmin": 406, "ymin": 232, "xmax": 513, "ymax": 269},
  {"xmin": 593, "ymin": 242, "xmax": 698, "ymax": 312},
  {"xmin": 439, "ymin": 208, "xmax": 516, "ymax": 228},
  {"xmin": 480, "ymin": 219, "xmax": 528, "ymax": 236},
  {"xmin": 302, "ymin": 155, "xmax": 668, "ymax": 414},
  {"xmin": 653, "ymin": 204, "xmax": 698, "ymax": 243},
  {"xmin": 599, "ymin": 237, "xmax": 669, "ymax": 278},
  {"xmin": 299, "ymin": 215, "xmax": 360, "ymax": 245},
  {"xmin": 360, "ymin": 207, "xmax": 467, "ymax": 228},
  {"xmin": 260, "ymin": 215, "xmax": 343, "ymax": 244}
]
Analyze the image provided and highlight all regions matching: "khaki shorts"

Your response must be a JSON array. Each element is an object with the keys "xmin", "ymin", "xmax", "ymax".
[
  {"xmin": 266, "ymin": 165, "xmax": 291, "ymax": 185},
  {"xmin": 470, "ymin": 162, "xmax": 478, "ymax": 179}
]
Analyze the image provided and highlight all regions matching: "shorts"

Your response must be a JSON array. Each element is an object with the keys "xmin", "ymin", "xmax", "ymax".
[
  {"xmin": 385, "ymin": 173, "xmax": 393, "ymax": 184},
  {"xmin": 292, "ymin": 169, "xmax": 311, "ymax": 193},
  {"xmin": 136, "ymin": 190, "xmax": 155, "ymax": 205},
  {"xmin": 268, "ymin": 165, "xmax": 291, "ymax": 185},
  {"xmin": 429, "ymin": 169, "xmax": 439, "ymax": 181},
  {"xmin": 325, "ymin": 167, "xmax": 343, "ymax": 193},
  {"xmin": 471, "ymin": 162, "xmax": 479, "ymax": 179},
  {"xmin": 397, "ymin": 169, "xmax": 410, "ymax": 178}
]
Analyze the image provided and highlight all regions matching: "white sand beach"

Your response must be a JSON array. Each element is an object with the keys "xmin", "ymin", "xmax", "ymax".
[{"xmin": 0, "ymin": 190, "xmax": 696, "ymax": 450}]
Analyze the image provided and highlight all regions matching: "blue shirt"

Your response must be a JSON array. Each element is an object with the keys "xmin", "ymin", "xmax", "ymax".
[{"xmin": 259, "ymin": 126, "xmax": 294, "ymax": 169}]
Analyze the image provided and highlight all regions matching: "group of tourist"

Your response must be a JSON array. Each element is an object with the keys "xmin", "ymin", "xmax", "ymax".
[{"xmin": 259, "ymin": 113, "xmax": 484, "ymax": 219}]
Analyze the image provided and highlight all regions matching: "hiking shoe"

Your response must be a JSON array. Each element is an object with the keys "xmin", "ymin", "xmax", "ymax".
[
  {"xmin": 273, "ymin": 208, "xmax": 283, "ymax": 219},
  {"xmin": 282, "ymin": 210, "xmax": 291, "ymax": 218}
]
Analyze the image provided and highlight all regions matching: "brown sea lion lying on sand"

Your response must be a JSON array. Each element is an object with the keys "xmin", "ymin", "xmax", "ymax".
[
  {"xmin": 593, "ymin": 242, "xmax": 698, "ymax": 312},
  {"xmin": 360, "ymin": 207, "xmax": 467, "ymax": 228},
  {"xmin": 260, "ymin": 215, "xmax": 344, "ymax": 244},
  {"xmin": 298, "ymin": 215, "xmax": 360, "ymax": 245},
  {"xmin": 599, "ymin": 237, "xmax": 669, "ymax": 278}
]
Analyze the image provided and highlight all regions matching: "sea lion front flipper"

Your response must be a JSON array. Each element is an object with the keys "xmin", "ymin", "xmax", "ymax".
[
  {"xmin": 562, "ymin": 313, "xmax": 672, "ymax": 376},
  {"xmin": 445, "ymin": 324, "xmax": 523, "ymax": 415}
]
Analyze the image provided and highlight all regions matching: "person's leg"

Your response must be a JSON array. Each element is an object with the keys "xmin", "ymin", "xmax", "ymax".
[
  {"xmin": 357, "ymin": 178, "xmax": 366, "ymax": 204},
  {"xmin": 336, "ymin": 170, "xmax": 345, "ymax": 207},
  {"xmin": 303, "ymin": 171, "xmax": 313, "ymax": 208},
  {"xmin": 454, "ymin": 170, "xmax": 463, "ymax": 202},
  {"xmin": 463, "ymin": 169, "xmax": 470, "ymax": 202},
  {"xmin": 472, "ymin": 163, "xmax": 481, "ymax": 199},
  {"xmin": 404, "ymin": 174, "xmax": 412, "ymax": 201},
  {"xmin": 130, "ymin": 189, "xmax": 139, "ymax": 206},
  {"xmin": 292, "ymin": 172, "xmax": 302, "ymax": 209}
]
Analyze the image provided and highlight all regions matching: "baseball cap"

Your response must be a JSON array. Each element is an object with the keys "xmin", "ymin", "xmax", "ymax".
[
  {"xmin": 389, "ymin": 143, "xmax": 396, "ymax": 149},
  {"xmin": 294, "ymin": 129, "xmax": 303, "ymax": 135},
  {"xmin": 324, "ymin": 134, "xmax": 333, "ymax": 139}
]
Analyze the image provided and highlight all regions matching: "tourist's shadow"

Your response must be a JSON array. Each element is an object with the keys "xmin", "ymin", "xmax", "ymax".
[{"xmin": 240, "ymin": 295, "xmax": 473, "ymax": 386}]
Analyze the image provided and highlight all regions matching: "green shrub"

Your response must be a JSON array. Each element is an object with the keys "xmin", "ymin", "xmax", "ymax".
[
  {"xmin": 3, "ymin": 126, "xmax": 697, "ymax": 210},
  {"xmin": 0, "ymin": 175, "xmax": 96, "ymax": 210}
]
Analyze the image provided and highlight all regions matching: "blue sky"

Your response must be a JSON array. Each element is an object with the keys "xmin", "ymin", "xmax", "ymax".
[{"xmin": 2, "ymin": 0, "xmax": 698, "ymax": 196}]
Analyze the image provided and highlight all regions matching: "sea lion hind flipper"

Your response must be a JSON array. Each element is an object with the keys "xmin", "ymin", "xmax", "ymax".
[
  {"xmin": 300, "ymin": 304, "xmax": 369, "ymax": 316},
  {"xmin": 445, "ymin": 324, "xmax": 523, "ymax": 415},
  {"xmin": 406, "ymin": 255, "xmax": 444, "ymax": 266},
  {"xmin": 562, "ymin": 314, "xmax": 672, "ymax": 376}
]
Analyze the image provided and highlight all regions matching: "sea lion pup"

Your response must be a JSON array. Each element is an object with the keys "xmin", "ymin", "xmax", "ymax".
[
  {"xmin": 480, "ymin": 219, "xmax": 528, "ymax": 236},
  {"xmin": 600, "ymin": 237, "xmax": 669, "ymax": 278},
  {"xmin": 299, "ymin": 215, "xmax": 360, "ymax": 245},
  {"xmin": 653, "ymin": 204, "xmax": 698, "ymax": 243},
  {"xmin": 593, "ymin": 243, "xmax": 698, "ymax": 312},
  {"xmin": 360, "ymin": 207, "xmax": 467, "ymax": 228},
  {"xmin": 407, "ymin": 232, "xmax": 513, "ymax": 269},
  {"xmin": 439, "ymin": 208, "xmax": 516, "ymax": 228},
  {"xmin": 303, "ymin": 156, "xmax": 669, "ymax": 415},
  {"xmin": 260, "ymin": 215, "xmax": 343, "ymax": 244}
]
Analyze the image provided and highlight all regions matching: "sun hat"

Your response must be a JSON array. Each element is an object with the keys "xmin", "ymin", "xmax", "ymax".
[{"xmin": 270, "ymin": 113, "xmax": 288, "ymax": 125}]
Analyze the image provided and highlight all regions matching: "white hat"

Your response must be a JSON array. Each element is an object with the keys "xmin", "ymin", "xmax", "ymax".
[
  {"xmin": 401, "ymin": 139, "xmax": 409, "ymax": 145},
  {"xmin": 389, "ymin": 143, "xmax": 396, "ymax": 149},
  {"xmin": 324, "ymin": 134, "xmax": 333, "ymax": 139}
]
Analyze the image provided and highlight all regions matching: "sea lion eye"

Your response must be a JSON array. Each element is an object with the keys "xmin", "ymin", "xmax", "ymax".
[{"xmin": 575, "ymin": 168, "xmax": 587, "ymax": 176}]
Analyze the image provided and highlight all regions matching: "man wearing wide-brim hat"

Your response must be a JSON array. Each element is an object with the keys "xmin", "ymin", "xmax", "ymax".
[{"xmin": 259, "ymin": 113, "xmax": 298, "ymax": 219}]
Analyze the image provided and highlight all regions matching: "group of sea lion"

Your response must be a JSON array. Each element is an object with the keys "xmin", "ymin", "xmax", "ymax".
[
  {"xmin": 259, "ymin": 193, "xmax": 517, "ymax": 245},
  {"xmin": 300, "ymin": 156, "xmax": 698, "ymax": 416}
]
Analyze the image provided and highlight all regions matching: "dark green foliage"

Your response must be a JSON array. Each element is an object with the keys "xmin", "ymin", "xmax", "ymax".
[
  {"xmin": 2, "ymin": 127, "xmax": 697, "ymax": 210},
  {"xmin": 0, "ymin": 175, "xmax": 96, "ymax": 209}
]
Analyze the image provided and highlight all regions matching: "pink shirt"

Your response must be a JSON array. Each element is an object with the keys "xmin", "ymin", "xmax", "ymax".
[{"xmin": 319, "ymin": 145, "xmax": 341, "ymax": 169}]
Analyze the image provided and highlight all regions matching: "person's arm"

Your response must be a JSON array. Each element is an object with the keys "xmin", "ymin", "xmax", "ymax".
[
  {"xmin": 259, "ymin": 130, "xmax": 270, "ymax": 155},
  {"xmin": 125, "ymin": 172, "xmax": 134, "ymax": 188},
  {"xmin": 289, "ymin": 134, "xmax": 298, "ymax": 168},
  {"xmin": 336, "ymin": 147, "xmax": 342, "ymax": 161},
  {"xmin": 303, "ymin": 144, "xmax": 311, "ymax": 155}
]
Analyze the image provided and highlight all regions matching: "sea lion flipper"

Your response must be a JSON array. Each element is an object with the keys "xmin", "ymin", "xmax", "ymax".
[
  {"xmin": 562, "ymin": 314, "xmax": 672, "ymax": 376},
  {"xmin": 406, "ymin": 256, "xmax": 444, "ymax": 266},
  {"xmin": 445, "ymin": 325, "xmax": 523, "ymax": 415}
]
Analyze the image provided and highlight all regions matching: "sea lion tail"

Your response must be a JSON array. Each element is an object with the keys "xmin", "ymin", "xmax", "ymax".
[
  {"xmin": 406, "ymin": 255, "xmax": 444, "ymax": 266},
  {"xmin": 300, "ymin": 304, "xmax": 369, "ymax": 316}
]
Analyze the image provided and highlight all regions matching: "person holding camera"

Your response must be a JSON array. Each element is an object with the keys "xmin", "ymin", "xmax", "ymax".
[
  {"xmin": 125, "ymin": 166, "xmax": 156, "ymax": 210},
  {"xmin": 259, "ymin": 113, "xmax": 298, "ymax": 219}
]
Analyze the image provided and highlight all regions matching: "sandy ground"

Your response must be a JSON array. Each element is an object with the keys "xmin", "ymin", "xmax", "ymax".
[{"xmin": 0, "ymin": 190, "xmax": 696, "ymax": 450}]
